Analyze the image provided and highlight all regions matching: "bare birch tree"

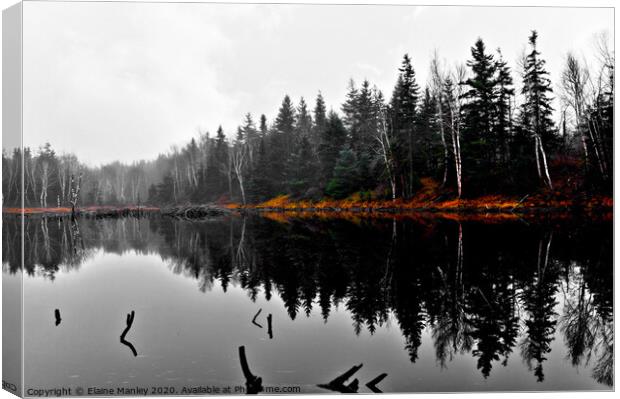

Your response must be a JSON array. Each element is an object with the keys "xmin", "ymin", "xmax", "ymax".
[
  {"xmin": 430, "ymin": 51, "xmax": 450, "ymax": 188},
  {"xmin": 231, "ymin": 142, "xmax": 248, "ymax": 205},
  {"xmin": 560, "ymin": 53, "xmax": 591, "ymax": 171},
  {"xmin": 374, "ymin": 104, "xmax": 397, "ymax": 201},
  {"xmin": 443, "ymin": 65, "xmax": 466, "ymax": 197}
]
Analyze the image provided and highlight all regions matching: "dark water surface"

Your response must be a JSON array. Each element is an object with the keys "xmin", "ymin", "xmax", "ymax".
[{"xmin": 2, "ymin": 213, "xmax": 613, "ymax": 393}]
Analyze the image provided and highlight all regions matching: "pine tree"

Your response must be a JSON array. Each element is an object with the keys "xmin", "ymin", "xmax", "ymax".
[
  {"xmin": 312, "ymin": 92, "xmax": 327, "ymax": 151},
  {"xmin": 520, "ymin": 31, "xmax": 555, "ymax": 189},
  {"xmin": 204, "ymin": 125, "xmax": 229, "ymax": 199},
  {"xmin": 356, "ymin": 79, "xmax": 377, "ymax": 153},
  {"xmin": 247, "ymin": 137, "xmax": 272, "ymax": 201},
  {"xmin": 318, "ymin": 111, "xmax": 347, "ymax": 186},
  {"xmin": 494, "ymin": 49, "xmax": 515, "ymax": 167},
  {"xmin": 274, "ymin": 95, "xmax": 296, "ymax": 148},
  {"xmin": 342, "ymin": 79, "xmax": 360, "ymax": 144},
  {"xmin": 415, "ymin": 87, "xmax": 441, "ymax": 176},
  {"xmin": 390, "ymin": 54, "xmax": 420, "ymax": 198},
  {"xmin": 461, "ymin": 38, "xmax": 498, "ymax": 189},
  {"xmin": 287, "ymin": 136, "xmax": 318, "ymax": 198},
  {"xmin": 296, "ymin": 97, "xmax": 313, "ymax": 139},
  {"xmin": 259, "ymin": 114, "xmax": 268, "ymax": 138},
  {"xmin": 268, "ymin": 95, "xmax": 297, "ymax": 193},
  {"xmin": 325, "ymin": 147, "xmax": 360, "ymax": 199}
]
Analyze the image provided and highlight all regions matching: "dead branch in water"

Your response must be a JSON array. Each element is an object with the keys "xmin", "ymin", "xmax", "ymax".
[
  {"xmin": 267, "ymin": 314, "xmax": 273, "ymax": 339},
  {"xmin": 366, "ymin": 373, "xmax": 388, "ymax": 393},
  {"xmin": 318, "ymin": 363, "xmax": 363, "ymax": 393},
  {"xmin": 238, "ymin": 346, "xmax": 263, "ymax": 394},
  {"xmin": 120, "ymin": 310, "xmax": 138, "ymax": 357},
  {"xmin": 251, "ymin": 308, "xmax": 263, "ymax": 328}
]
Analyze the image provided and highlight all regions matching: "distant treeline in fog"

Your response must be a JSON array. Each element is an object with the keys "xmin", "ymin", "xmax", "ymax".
[{"xmin": 2, "ymin": 31, "xmax": 613, "ymax": 208}]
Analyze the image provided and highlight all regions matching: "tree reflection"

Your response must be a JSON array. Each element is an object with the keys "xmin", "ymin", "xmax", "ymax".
[{"xmin": 2, "ymin": 214, "xmax": 613, "ymax": 386}]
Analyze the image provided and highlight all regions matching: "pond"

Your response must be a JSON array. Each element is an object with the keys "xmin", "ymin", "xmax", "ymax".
[{"xmin": 2, "ymin": 213, "xmax": 613, "ymax": 394}]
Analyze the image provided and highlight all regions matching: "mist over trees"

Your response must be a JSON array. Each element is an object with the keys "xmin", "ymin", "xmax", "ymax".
[{"xmin": 3, "ymin": 31, "xmax": 613, "ymax": 208}]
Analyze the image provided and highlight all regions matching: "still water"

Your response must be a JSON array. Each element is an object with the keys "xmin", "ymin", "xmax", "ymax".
[{"xmin": 2, "ymin": 213, "xmax": 613, "ymax": 393}]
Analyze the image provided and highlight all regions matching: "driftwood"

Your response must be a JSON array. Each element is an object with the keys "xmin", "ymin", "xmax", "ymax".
[
  {"xmin": 238, "ymin": 346, "xmax": 263, "ymax": 394},
  {"xmin": 161, "ymin": 204, "xmax": 231, "ymax": 219},
  {"xmin": 54, "ymin": 309, "xmax": 61, "ymax": 326},
  {"xmin": 318, "ymin": 363, "xmax": 363, "ymax": 393},
  {"xmin": 365, "ymin": 373, "xmax": 388, "ymax": 393},
  {"xmin": 267, "ymin": 314, "xmax": 273, "ymax": 339},
  {"xmin": 251, "ymin": 308, "xmax": 263, "ymax": 328},
  {"xmin": 120, "ymin": 310, "xmax": 138, "ymax": 357}
]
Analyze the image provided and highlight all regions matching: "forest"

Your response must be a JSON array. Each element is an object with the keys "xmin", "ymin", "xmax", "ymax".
[{"xmin": 2, "ymin": 31, "xmax": 614, "ymax": 209}]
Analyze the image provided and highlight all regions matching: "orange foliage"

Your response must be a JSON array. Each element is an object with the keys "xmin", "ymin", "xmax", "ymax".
[{"xmin": 227, "ymin": 176, "xmax": 612, "ymax": 218}]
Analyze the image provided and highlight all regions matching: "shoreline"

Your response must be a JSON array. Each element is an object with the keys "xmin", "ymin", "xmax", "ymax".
[{"xmin": 2, "ymin": 196, "xmax": 612, "ymax": 222}]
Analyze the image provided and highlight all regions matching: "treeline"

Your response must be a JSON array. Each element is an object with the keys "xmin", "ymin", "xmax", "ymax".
[
  {"xmin": 147, "ymin": 30, "xmax": 613, "ymax": 205},
  {"xmin": 2, "ymin": 31, "xmax": 613, "ymax": 208},
  {"xmin": 2, "ymin": 143, "xmax": 157, "ymax": 208}
]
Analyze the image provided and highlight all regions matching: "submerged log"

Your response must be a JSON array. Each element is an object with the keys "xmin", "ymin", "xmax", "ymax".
[
  {"xmin": 318, "ymin": 363, "xmax": 363, "ymax": 393},
  {"xmin": 238, "ymin": 346, "xmax": 263, "ymax": 394},
  {"xmin": 366, "ymin": 373, "xmax": 388, "ymax": 393},
  {"xmin": 161, "ymin": 204, "xmax": 231, "ymax": 219},
  {"xmin": 54, "ymin": 309, "xmax": 62, "ymax": 326},
  {"xmin": 251, "ymin": 308, "xmax": 263, "ymax": 328},
  {"xmin": 267, "ymin": 314, "xmax": 273, "ymax": 339}
]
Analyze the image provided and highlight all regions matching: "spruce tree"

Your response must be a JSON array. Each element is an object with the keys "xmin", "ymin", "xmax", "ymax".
[
  {"xmin": 326, "ymin": 147, "xmax": 360, "ymax": 199},
  {"xmin": 342, "ymin": 79, "xmax": 360, "ymax": 144},
  {"xmin": 494, "ymin": 49, "xmax": 515, "ymax": 167},
  {"xmin": 356, "ymin": 79, "xmax": 376, "ymax": 153},
  {"xmin": 296, "ymin": 97, "xmax": 313, "ymax": 139},
  {"xmin": 259, "ymin": 114, "xmax": 268, "ymax": 137},
  {"xmin": 268, "ymin": 95, "xmax": 297, "ymax": 193},
  {"xmin": 318, "ymin": 111, "xmax": 347, "ymax": 186},
  {"xmin": 287, "ymin": 136, "xmax": 318, "ymax": 198},
  {"xmin": 461, "ymin": 38, "xmax": 498, "ymax": 189},
  {"xmin": 312, "ymin": 92, "xmax": 327, "ymax": 151},
  {"xmin": 390, "ymin": 54, "xmax": 420, "ymax": 198},
  {"xmin": 520, "ymin": 31, "xmax": 556, "ymax": 189},
  {"xmin": 415, "ymin": 87, "xmax": 440, "ymax": 176}
]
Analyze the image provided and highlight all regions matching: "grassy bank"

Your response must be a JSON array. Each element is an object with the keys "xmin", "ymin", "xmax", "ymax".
[{"xmin": 227, "ymin": 178, "xmax": 612, "ymax": 215}]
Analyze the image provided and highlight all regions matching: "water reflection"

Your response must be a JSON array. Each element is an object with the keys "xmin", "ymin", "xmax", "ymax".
[{"xmin": 2, "ymin": 213, "xmax": 613, "ymax": 388}]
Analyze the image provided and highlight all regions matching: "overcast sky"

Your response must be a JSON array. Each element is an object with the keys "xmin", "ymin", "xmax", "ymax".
[{"xmin": 22, "ymin": 1, "xmax": 613, "ymax": 166}]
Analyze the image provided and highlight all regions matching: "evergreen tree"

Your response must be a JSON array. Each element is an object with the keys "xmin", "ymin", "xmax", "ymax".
[
  {"xmin": 318, "ymin": 111, "xmax": 347, "ymax": 186},
  {"xmin": 296, "ymin": 97, "xmax": 313, "ymax": 139},
  {"xmin": 519, "ymin": 31, "xmax": 556, "ymax": 189},
  {"xmin": 325, "ymin": 147, "xmax": 360, "ymax": 199},
  {"xmin": 390, "ymin": 54, "xmax": 420, "ymax": 198},
  {"xmin": 274, "ymin": 94, "xmax": 297, "ymax": 151},
  {"xmin": 287, "ymin": 136, "xmax": 318, "ymax": 198},
  {"xmin": 312, "ymin": 92, "xmax": 327, "ymax": 151},
  {"xmin": 356, "ymin": 79, "xmax": 377, "ymax": 153},
  {"xmin": 342, "ymin": 79, "xmax": 360, "ymax": 144},
  {"xmin": 461, "ymin": 38, "xmax": 499, "ymax": 190},
  {"xmin": 494, "ymin": 50, "xmax": 515, "ymax": 167},
  {"xmin": 247, "ymin": 137, "xmax": 272, "ymax": 201},
  {"xmin": 268, "ymin": 95, "xmax": 297, "ymax": 193},
  {"xmin": 415, "ymin": 87, "xmax": 441, "ymax": 176},
  {"xmin": 259, "ymin": 114, "xmax": 268, "ymax": 138}
]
